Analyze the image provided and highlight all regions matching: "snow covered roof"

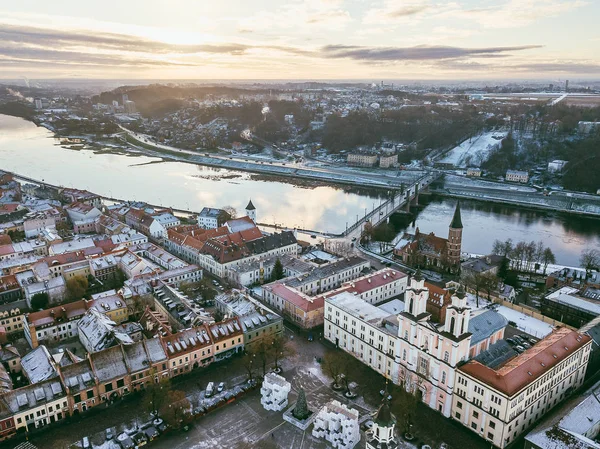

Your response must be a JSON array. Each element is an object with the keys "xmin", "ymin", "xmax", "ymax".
[
  {"xmin": 468, "ymin": 310, "xmax": 508, "ymax": 345},
  {"xmin": 21, "ymin": 346, "xmax": 58, "ymax": 384},
  {"xmin": 77, "ymin": 308, "xmax": 133, "ymax": 353}
]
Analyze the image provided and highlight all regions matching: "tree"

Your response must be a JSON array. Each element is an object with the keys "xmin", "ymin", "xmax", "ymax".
[
  {"xmin": 159, "ymin": 389, "xmax": 190, "ymax": 428},
  {"xmin": 30, "ymin": 292, "xmax": 49, "ymax": 309},
  {"xmin": 323, "ymin": 351, "xmax": 344, "ymax": 389},
  {"xmin": 293, "ymin": 388, "xmax": 309, "ymax": 420},
  {"xmin": 217, "ymin": 208, "xmax": 233, "ymax": 226},
  {"xmin": 221, "ymin": 205, "xmax": 237, "ymax": 222},
  {"xmin": 463, "ymin": 272, "xmax": 485, "ymax": 307},
  {"xmin": 580, "ymin": 249, "xmax": 600, "ymax": 277},
  {"xmin": 361, "ymin": 221, "xmax": 374, "ymax": 244},
  {"xmin": 65, "ymin": 276, "xmax": 88, "ymax": 301},
  {"xmin": 271, "ymin": 258, "xmax": 284, "ymax": 282},
  {"xmin": 242, "ymin": 350, "xmax": 257, "ymax": 383},
  {"xmin": 254, "ymin": 339, "xmax": 271, "ymax": 377},
  {"xmin": 481, "ymin": 272, "xmax": 498, "ymax": 301},
  {"xmin": 142, "ymin": 377, "xmax": 171, "ymax": 416},
  {"xmin": 541, "ymin": 247, "xmax": 556, "ymax": 275},
  {"xmin": 270, "ymin": 334, "xmax": 292, "ymax": 372}
]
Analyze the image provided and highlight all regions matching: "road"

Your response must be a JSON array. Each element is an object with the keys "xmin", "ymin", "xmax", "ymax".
[{"xmin": 118, "ymin": 126, "xmax": 425, "ymax": 190}]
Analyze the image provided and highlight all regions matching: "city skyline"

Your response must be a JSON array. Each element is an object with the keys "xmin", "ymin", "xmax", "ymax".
[{"xmin": 1, "ymin": 0, "xmax": 599, "ymax": 80}]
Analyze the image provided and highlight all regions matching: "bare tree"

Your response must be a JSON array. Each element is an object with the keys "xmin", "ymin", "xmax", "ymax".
[
  {"xmin": 541, "ymin": 247, "xmax": 556, "ymax": 275},
  {"xmin": 581, "ymin": 249, "xmax": 600, "ymax": 277},
  {"xmin": 323, "ymin": 351, "xmax": 345, "ymax": 389}
]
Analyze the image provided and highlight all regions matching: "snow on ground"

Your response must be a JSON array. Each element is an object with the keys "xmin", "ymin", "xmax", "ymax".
[
  {"xmin": 439, "ymin": 131, "xmax": 507, "ymax": 167},
  {"xmin": 466, "ymin": 293, "xmax": 490, "ymax": 311},
  {"xmin": 495, "ymin": 305, "xmax": 554, "ymax": 338}
]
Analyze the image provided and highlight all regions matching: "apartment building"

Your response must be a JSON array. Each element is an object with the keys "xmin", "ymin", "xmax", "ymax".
[
  {"xmin": 24, "ymin": 300, "xmax": 91, "ymax": 348},
  {"xmin": 347, "ymin": 153, "xmax": 378, "ymax": 167},
  {"xmin": 505, "ymin": 170, "xmax": 529, "ymax": 183},
  {"xmin": 452, "ymin": 327, "xmax": 592, "ymax": 448},
  {"xmin": 263, "ymin": 268, "xmax": 407, "ymax": 329}
]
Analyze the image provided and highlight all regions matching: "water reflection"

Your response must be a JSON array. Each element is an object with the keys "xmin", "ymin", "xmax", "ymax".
[{"xmin": 391, "ymin": 196, "xmax": 600, "ymax": 266}]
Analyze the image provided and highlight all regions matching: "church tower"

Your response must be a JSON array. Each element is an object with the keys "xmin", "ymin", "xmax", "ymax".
[
  {"xmin": 366, "ymin": 387, "xmax": 397, "ymax": 449},
  {"xmin": 444, "ymin": 285, "xmax": 470, "ymax": 338},
  {"xmin": 405, "ymin": 269, "xmax": 428, "ymax": 318},
  {"xmin": 245, "ymin": 199, "xmax": 257, "ymax": 223},
  {"xmin": 447, "ymin": 201, "xmax": 463, "ymax": 268}
]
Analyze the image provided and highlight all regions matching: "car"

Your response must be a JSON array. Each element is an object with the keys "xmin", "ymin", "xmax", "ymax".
[
  {"xmin": 307, "ymin": 334, "xmax": 314, "ymax": 342},
  {"xmin": 206, "ymin": 382, "xmax": 215, "ymax": 398},
  {"xmin": 506, "ymin": 338, "xmax": 516, "ymax": 345},
  {"xmin": 351, "ymin": 237, "xmax": 357, "ymax": 242},
  {"xmin": 521, "ymin": 342, "xmax": 532, "ymax": 349},
  {"xmin": 217, "ymin": 382, "xmax": 226, "ymax": 393},
  {"xmin": 82, "ymin": 437, "xmax": 91, "ymax": 449},
  {"xmin": 132, "ymin": 432, "xmax": 148, "ymax": 447},
  {"xmin": 515, "ymin": 345, "xmax": 525, "ymax": 353},
  {"xmin": 310, "ymin": 234, "xmax": 316, "ymax": 239},
  {"xmin": 513, "ymin": 336, "xmax": 524, "ymax": 343},
  {"xmin": 105, "ymin": 428, "xmax": 114, "ymax": 440},
  {"xmin": 529, "ymin": 338, "xmax": 538, "ymax": 345}
]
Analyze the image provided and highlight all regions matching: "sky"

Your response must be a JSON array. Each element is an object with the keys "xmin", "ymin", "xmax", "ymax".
[{"xmin": 0, "ymin": 0, "xmax": 599, "ymax": 80}]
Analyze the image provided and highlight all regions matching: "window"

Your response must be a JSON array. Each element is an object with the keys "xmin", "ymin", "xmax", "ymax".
[
  {"xmin": 487, "ymin": 432, "xmax": 494, "ymax": 440},
  {"xmin": 444, "ymin": 351, "xmax": 449, "ymax": 363},
  {"xmin": 457, "ymin": 401, "xmax": 463, "ymax": 409},
  {"xmin": 489, "ymin": 421, "xmax": 496, "ymax": 429},
  {"xmin": 442, "ymin": 372, "xmax": 446, "ymax": 384},
  {"xmin": 473, "ymin": 411, "xmax": 479, "ymax": 419},
  {"xmin": 471, "ymin": 422, "xmax": 477, "ymax": 430},
  {"xmin": 455, "ymin": 412, "xmax": 461, "ymax": 419}
]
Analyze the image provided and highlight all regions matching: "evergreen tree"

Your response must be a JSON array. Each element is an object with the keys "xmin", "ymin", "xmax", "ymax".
[
  {"xmin": 271, "ymin": 258, "xmax": 284, "ymax": 281},
  {"xmin": 293, "ymin": 388, "xmax": 309, "ymax": 420}
]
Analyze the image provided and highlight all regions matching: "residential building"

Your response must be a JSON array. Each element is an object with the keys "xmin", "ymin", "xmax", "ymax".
[
  {"xmin": 24, "ymin": 300, "xmax": 91, "ymax": 348},
  {"xmin": 547, "ymin": 160, "xmax": 568, "ymax": 173},
  {"xmin": 347, "ymin": 153, "xmax": 378, "ymax": 167},
  {"xmin": 380, "ymin": 154, "xmax": 398, "ymax": 168},
  {"xmin": 208, "ymin": 317, "xmax": 244, "ymax": 361},
  {"xmin": 61, "ymin": 189, "xmax": 101, "ymax": 208},
  {"xmin": 77, "ymin": 308, "xmax": 133, "ymax": 353},
  {"xmin": 3, "ymin": 379, "xmax": 69, "ymax": 433},
  {"xmin": 160, "ymin": 326, "xmax": 214, "ymax": 376},
  {"xmin": 263, "ymin": 267, "xmax": 407, "ymax": 329},
  {"xmin": 0, "ymin": 275, "xmax": 22, "ymax": 305},
  {"xmin": 524, "ymin": 378, "xmax": 600, "ymax": 449},
  {"xmin": 89, "ymin": 290, "xmax": 129, "ymax": 324},
  {"xmin": 505, "ymin": 170, "xmax": 529, "ymax": 183},
  {"xmin": 467, "ymin": 168, "xmax": 482, "ymax": 177},
  {"xmin": 541, "ymin": 286, "xmax": 600, "ymax": 328},
  {"xmin": 197, "ymin": 208, "xmax": 223, "ymax": 229},
  {"xmin": 452, "ymin": 327, "xmax": 592, "ymax": 448},
  {"xmin": 23, "ymin": 212, "xmax": 57, "ymax": 238},
  {"xmin": 215, "ymin": 290, "xmax": 283, "ymax": 348},
  {"xmin": 461, "ymin": 254, "xmax": 504, "ymax": 277}
]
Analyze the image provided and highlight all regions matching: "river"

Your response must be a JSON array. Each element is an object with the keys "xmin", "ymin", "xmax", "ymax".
[{"xmin": 0, "ymin": 114, "xmax": 598, "ymax": 266}]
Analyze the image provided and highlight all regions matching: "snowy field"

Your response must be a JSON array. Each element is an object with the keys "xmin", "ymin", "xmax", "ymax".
[
  {"xmin": 495, "ymin": 305, "xmax": 554, "ymax": 338},
  {"xmin": 465, "ymin": 293, "xmax": 553, "ymax": 337},
  {"xmin": 439, "ymin": 131, "xmax": 507, "ymax": 167}
]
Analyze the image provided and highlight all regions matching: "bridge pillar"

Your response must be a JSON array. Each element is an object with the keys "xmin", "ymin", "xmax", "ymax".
[
  {"xmin": 414, "ymin": 184, "xmax": 419, "ymax": 206},
  {"xmin": 405, "ymin": 199, "xmax": 411, "ymax": 212}
]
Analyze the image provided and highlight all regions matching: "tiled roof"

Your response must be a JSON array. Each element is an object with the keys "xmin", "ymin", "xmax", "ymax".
[{"xmin": 459, "ymin": 328, "xmax": 591, "ymax": 397}]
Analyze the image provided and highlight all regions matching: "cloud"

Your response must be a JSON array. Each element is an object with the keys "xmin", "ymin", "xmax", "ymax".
[
  {"xmin": 363, "ymin": 0, "xmax": 433, "ymax": 24},
  {"xmin": 320, "ymin": 44, "xmax": 542, "ymax": 61},
  {"xmin": 0, "ymin": 23, "xmax": 251, "ymax": 55}
]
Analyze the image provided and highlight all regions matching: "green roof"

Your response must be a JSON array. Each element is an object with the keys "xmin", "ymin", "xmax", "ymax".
[{"xmin": 450, "ymin": 201, "xmax": 463, "ymax": 229}]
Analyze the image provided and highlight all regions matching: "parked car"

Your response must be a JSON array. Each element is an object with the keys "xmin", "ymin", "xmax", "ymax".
[
  {"xmin": 515, "ymin": 345, "xmax": 525, "ymax": 353},
  {"xmin": 82, "ymin": 437, "xmax": 91, "ymax": 449},
  {"xmin": 521, "ymin": 342, "xmax": 532, "ymax": 349},
  {"xmin": 513, "ymin": 336, "xmax": 524, "ymax": 344},
  {"xmin": 506, "ymin": 338, "xmax": 516, "ymax": 345},
  {"xmin": 116, "ymin": 433, "xmax": 135, "ymax": 449},
  {"xmin": 217, "ymin": 382, "xmax": 226, "ymax": 393},
  {"xmin": 529, "ymin": 338, "xmax": 538, "ymax": 345},
  {"xmin": 206, "ymin": 382, "xmax": 215, "ymax": 398},
  {"xmin": 105, "ymin": 427, "xmax": 114, "ymax": 440},
  {"xmin": 132, "ymin": 432, "xmax": 148, "ymax": 447}
]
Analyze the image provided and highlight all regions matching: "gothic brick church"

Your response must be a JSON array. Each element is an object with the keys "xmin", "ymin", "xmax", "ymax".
[{"xmin": 393, "ymin": 202, "xmax": 463, "ymax": 271}]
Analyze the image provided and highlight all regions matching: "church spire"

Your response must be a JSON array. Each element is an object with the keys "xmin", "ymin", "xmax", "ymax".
[{"xmin": 450, "ymin": 201, "xmax": 463, "ymax": 229}]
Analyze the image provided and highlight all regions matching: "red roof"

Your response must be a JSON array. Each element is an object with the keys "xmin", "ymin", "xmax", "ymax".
[
  {"xmin": 0, "ymin": 245, "xmax": 14, "ymax": 257},
  {"xmin": 459, "ymin": 328, "xmax": 591, "ymax": 397},
  {"xmin": 266, "ymin": 283, "xmax": 324, "ymax": 312},
  {"xmin": 27, "ymin": 300, "xmax": 90, "ymax": 328},
  {"xmin": 0, "ymin": 235, "xmax": 12, "ymax": 246},
  {"xmin": 0, "ymin": 275, "xmax": 19, "ymax": 292},
  {"xmin": 341, "ymin": 268, "xmax": 407, "ymax": 295},
  {"xmin": 42, "ymin": 251, "xmax": 87, "ymax": 266}
]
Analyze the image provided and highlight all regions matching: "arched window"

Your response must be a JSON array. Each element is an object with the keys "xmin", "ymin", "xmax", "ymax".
[
  {"xmin": 408, "ymin": 298, "xmax": 413, "ymax": 315},
  {"xmin": 450, "ymin": 317, "xmax": 455, "ymax": 334},
  {"xmin": 460, "ymin": 317, "xmax": 466, "ymax": 335}
]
